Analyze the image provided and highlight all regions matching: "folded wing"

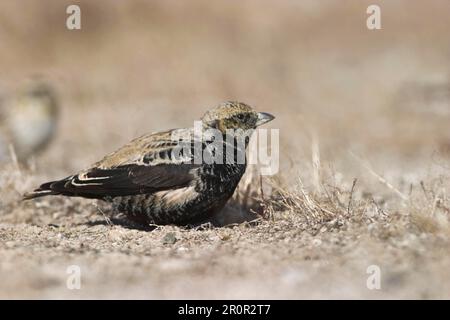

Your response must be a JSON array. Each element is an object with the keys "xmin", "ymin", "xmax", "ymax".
[
  {"xmin": 24, "ymin": 162, "xmax": 199, "ymax": 200},
  {"xmin": 24, "ymin": 128, "xmax": 200, "ymax": 200}
]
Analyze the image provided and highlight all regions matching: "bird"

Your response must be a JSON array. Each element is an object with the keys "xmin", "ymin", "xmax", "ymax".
[
  {"xmin": 0, "ymin": 82, "xmax": 58, "ymax": 162},
  {"xmin": 24, "ymin": 101, "xmax": 275, "ymax": 226}
]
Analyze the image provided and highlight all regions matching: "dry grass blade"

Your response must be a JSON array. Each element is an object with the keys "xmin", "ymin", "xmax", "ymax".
[{"xmin": 349, "ymin": 151, "xmax": 409, "ymax": 201}]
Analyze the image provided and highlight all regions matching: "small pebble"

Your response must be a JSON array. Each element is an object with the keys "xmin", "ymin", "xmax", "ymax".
[{"xmin": 162, "ymin": 232, "xmax": 177, "ymax": 245}]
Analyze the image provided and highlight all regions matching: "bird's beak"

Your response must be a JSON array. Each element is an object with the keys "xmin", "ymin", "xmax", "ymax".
[{"xmin": 256, "ymin": 112, "xmax": 275, "ymax": 126}]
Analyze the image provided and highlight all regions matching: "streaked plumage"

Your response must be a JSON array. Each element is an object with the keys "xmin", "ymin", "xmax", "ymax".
[
  {"xmin": 24, "ymin": 101, "xmax": 274, "ymax": 226},
  {"xmin": 0, "ymin": 82, "xmax": 58, "ymax": 162}
]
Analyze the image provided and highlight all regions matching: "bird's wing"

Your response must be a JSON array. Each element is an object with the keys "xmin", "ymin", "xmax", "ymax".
[
  {"xmin": 46, "ymin": 162, "xmax": 200, "ymax": 198},
  {"xmin": 94, "ymin": 128, "xmax": 194, "ymax": 168},
  {"xmin": 26, "ymin": 128, "xmax": 201, "ymax": 199}
]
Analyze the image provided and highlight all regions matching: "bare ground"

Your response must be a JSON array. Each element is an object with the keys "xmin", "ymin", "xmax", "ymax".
[
  {"xmin": 1, "ymin": 0, "xmax": 450, "ymax": 299},
  {"xmin": 1, "ymin": 161, "xmax": 449, "ymax": 299}
]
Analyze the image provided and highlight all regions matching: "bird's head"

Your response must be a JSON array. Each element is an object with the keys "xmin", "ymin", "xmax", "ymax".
[
  {"xmin": 201, "ymin": 101, "xmax": 275, "ymax": 133},
  {"xmin": 9, "ymin": 82, "xmax": 59, "ymax": 159},
  {"xmin": 20, "ymin": 82, "xmax": 58, "ymax": 118}
]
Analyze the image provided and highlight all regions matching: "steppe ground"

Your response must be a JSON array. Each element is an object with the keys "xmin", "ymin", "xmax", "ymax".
[{"xmin": 1, "ymin": 1, "xmax": 450, "ymax": 299}]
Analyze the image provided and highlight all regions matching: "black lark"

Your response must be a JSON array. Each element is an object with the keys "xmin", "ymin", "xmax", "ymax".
[{"xmin": 24, "ymin": 101, "xmax": 274, "ymax": 226}]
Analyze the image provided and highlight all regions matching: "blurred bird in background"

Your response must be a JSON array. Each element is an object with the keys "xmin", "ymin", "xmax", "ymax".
[{"xmin": 0, "ymin": 81, "xmax": 58, "ymax": 163}]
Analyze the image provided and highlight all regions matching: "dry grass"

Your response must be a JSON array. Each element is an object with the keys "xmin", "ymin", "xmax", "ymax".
[
  {"xmin": 1, "ymin": 0, "xmax": 450, "ymax": 299},
  {"xmin": 1, "ymin": 145, "xmax": 449, "ymax": 299}
]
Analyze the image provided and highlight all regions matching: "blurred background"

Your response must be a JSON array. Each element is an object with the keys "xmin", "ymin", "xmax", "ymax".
[
  {"xmin": 1, "ymin": 0, "xmax": 450, "ymax": 300},
  {"xmin": 1, "ymin": 0, "xmax": 449, "ymax": 188}
]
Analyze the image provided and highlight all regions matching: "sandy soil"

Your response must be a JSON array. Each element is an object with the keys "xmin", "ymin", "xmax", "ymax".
[
  {"xmin": 1, "ymin": 194, "xmax": 449, "ymax": 299},
  {"xmin": 1, "ymin": 1, "xmax": 450, "ymax": 299}
]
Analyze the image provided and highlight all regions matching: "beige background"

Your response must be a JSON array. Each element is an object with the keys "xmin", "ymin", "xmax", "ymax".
[{"xmin": 0, "ymin": 0, "xmax": 449, "ymax": 299}]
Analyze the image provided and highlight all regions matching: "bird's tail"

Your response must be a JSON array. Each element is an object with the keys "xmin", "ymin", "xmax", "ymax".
[{"xmin": 23, "ymin": 181, "xmax": 61, "ymax": 200}]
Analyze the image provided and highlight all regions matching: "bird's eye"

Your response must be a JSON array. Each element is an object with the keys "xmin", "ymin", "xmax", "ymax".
[{"xmin": 237, "ymin": 114, "xmax": 245, "ymax": 120}]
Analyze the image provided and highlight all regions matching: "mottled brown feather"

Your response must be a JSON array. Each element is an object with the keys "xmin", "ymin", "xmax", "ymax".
[{"xmin": 23, "ymin": 101, "xmax": 275, "ymax": 226}]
